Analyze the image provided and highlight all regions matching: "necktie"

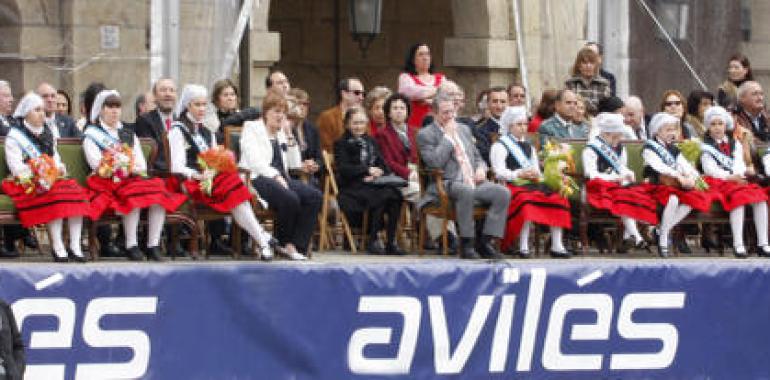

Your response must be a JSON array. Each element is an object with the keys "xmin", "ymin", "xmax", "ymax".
[
  {"xmin": 165, "ymin": 118, "xmax": 172, "ymax": 131},
  {"xmin": 447, "ymin": 130, "xmax": 475, "ymax": 187},
  {"xmin": 719, "ymin": 141, "xmax": 730, "ymax": 156}
]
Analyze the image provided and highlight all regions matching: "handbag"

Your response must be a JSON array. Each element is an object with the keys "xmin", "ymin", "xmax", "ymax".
[{"xmin": 371, "ymin": 174, "xmax": 408, "ymax": 188}]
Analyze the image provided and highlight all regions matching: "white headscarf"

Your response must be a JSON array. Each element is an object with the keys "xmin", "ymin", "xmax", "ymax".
[
  {"xmin": 703, "ymin": 105, "xmax": 734, "ymax": 132},
  {"xmin": 499, "ymin": 106, "xmax": 528, "ymax": 133},
  {"xmin": 648, "ymin": 112, "xmax": 679, "ymax": 137},
  {"xmin": 90, "ymin": 89, "xmax": 120, "ymax": 124},
  {"xmin": 174, "ymin": 84, "xmax": 208, "ymax": 119},
  {"xmin": 595, "ymin": 112, "xmax": 626, "ymax": 134},
  {"xmin": 12, "ymin": 92, "xmax": 44, "ymax": 119}
]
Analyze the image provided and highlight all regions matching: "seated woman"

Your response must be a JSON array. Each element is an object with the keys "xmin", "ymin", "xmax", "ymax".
[
  {"xmin": 334, "ymin": 106, "xmax": 405, "ymax": 255},
  {"xmin": 240, "ymin": 91, "xmax": 322, "ymax": 260},
  {"xmin": 286, "ymin": 88, "xmax": 322, "ymax": 187},
  {"xmin": 167, "ymin": 85, "xmax": 280, "ymax": 260},
  {"xmin": 700, "ymin": 106, "xmax": 769, "ymax": 258},
  {"xmin": 642, "ymin": 113, "xmax": 714, "ymax": 257},
  {"xmin": 490, "ymin": 106, "xmax": 572, "ymax": 258},
  {"xmin": 583, "ymin": 113, "xmax": 657, "ymax": 252},
  {"xmin": 84, "ymin": 90, "xmax": 187, "ymax": 261},
  {"xmin": 2, "ymin": 93, "xmax": 91, "ymax": 262}
]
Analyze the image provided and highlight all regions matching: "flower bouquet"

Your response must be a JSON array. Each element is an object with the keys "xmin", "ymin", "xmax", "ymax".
[
  {"xmin": 97, "ymin": 143, "xmax": 135, "ymax": 183},
  {"xmin": 18, "ymin": 154, "xmax": 61, "ymax": 194},
  {"xmin": 676, "ymin": 139, "xmax": 709, "ymax": 191},
  {"xmin": 197, "ymin": 146, "xmax": 238, "ymax": 196},
  {"xmin": 541, "ymin": 140, "xmax": 578, "ymax": 197}
]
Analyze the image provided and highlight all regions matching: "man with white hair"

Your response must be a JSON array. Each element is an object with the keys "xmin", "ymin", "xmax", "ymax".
[
  {"xmin": 0, "ymin": 80, "xmax": 17, "ymax": 135},
  {"xmin": 583, "ymin": 113, "xmax": 657, "ymax": 253},
  {"xmin": 36, "ymin": 82, "xmax": 80, "ymax": 138},
  {"xmin": 622, "ymin": 95, "xmax": 648, "ymax": 140},
  {"xmin": 734, "ymin": 81, "xmax": 769, "ymax": 141}
]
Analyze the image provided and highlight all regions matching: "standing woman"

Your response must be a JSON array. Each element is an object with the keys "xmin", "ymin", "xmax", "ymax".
[
  {"xmin": 168, "ymin": 85, "xmax": 280, "ymax": 260},
  {"xmin": 398, "ymin": 43, "xmax": 444, "ymax": 128},
  {"xmin": 700, "ymin": 106, "xmax": 769, "ymax": 258},
  {"xmin": 2, "ymin": 93, "xmax": 91, "ymax": 262},
  {"xmin": 335, "ymin": 106, "xmax": 405, "ymax": 255},
  {"xmin": 565, "ymin": 47, "xmax": 611, "ymax": 115},
  {"xmin": 240, "ymin": 91, "xmax": 322, "ymax": 260},
  {"xmin": 84, "ymin": 90, "xmax": 188, "ymax": 261},
  {"xmin": 490, "ymin": 106, "xmax": 572, "ymax": 258},
  {"xmin": 718, "ymin": 54, "xmax": 753, "ymax": 111},
  {"xmin": 364, "ymin": 86, "xmax": 392, "ymax": 137}
]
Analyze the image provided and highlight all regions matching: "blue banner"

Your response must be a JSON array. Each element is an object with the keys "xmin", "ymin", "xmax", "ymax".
[{"xmin": 1, "ymin": 259, "xmax": 769, "ymax": 379}]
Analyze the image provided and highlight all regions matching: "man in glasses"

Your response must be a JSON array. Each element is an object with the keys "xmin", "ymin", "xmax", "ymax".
[{"xmin": 317, "ymin": 77, "xmax": 365, "ymax": 153}]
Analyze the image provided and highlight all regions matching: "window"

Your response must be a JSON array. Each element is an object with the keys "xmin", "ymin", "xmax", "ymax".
[{"xmin": 655, "ymin": 0, "xmax": 689, "ymax": 40}]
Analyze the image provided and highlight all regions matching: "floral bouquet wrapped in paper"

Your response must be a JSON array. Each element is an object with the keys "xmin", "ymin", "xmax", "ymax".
[
  {"xmin": 676, "ymin": 139, "xmax": 709, "ymax": 191},
  {"xmin": 18, "ymin": 154, "xmax": 61, "ymax": 194},
  {"xmin": 196, "ymin": 146, "xmax": 238, "ymax": 196},
  {"xmin": 541, "ymin": 140, "xmax": 578, "ymax": 197},
  {"xmin": 97, "ymin": 143, "xmax": 135, "ymax": 183}
]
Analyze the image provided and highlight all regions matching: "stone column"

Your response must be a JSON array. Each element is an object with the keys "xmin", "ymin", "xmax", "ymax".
[{"xmin": 248, "ymin": 0, "xmax": 280, "ymax": 108}]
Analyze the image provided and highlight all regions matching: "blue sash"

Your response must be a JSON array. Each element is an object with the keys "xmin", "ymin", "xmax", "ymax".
[
  {"xmin": 587, "ymin": 138, "xmax": 622, "ymax": 174},
  {"xmin": 174, "ymin": 122, "xmax": 209, "ymax": 152},
  {"xmin": 701, "ymin": 143, "xmax": 734, "ymax": 173},
  {"xmin": 499, "ymin": 135, "xmax": 533, "ymax": 169},
  {"xmin": 7, "ymin": 128, "xmax": 41, "ymax": 160},
  {"xmin": 644, "ymin": 139, "xmax": 677, "ymax": 168},
  {"xmin": 84, "ymin": 126, "xmax": 120, "ymax": 151}
]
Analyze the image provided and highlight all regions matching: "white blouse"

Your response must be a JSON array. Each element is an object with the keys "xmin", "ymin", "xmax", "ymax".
[
  {"xmin": 83, "ymin": 122, "xmax": 147, "ymax": 174},
  {"xmin": 6, "ymin": 123, "xmax": 65, "ymax": 178}
]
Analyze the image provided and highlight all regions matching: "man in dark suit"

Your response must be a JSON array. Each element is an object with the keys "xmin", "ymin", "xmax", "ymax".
[
  {"xmin": 475, "ymin": 87, "xmax": 508, "ymax": 165},
  {"xmin": 36, "ymin": 82, "xmax": 81, "ymax": 138},
  {"xmin": 134, "ymin": 78, "xmax": 177, "ymax": 171}
]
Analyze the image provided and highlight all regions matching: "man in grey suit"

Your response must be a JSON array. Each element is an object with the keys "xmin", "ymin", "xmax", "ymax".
[
  {"xmin": 418, "ymin": 93, "xmax": 510, "ymax": 259},
  {"xmin": 36, "ymin": 82, "xmax": 82, "ymax": 138}
]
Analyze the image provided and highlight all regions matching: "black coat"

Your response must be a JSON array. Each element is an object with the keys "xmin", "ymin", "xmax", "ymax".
[
  {"xmin": 52, "ymin": 114, "xmax": 81, "ymax": 138},
  {"xmin": 0, "ymin": 116, "xmax": 19, "ymax": 137},
  {"xmin": 0, "ymin": 300, "xmax": 24, "ymax": 380},
  {"xmin": 133, "ymin": 110, "xmax": 168, "ymax": 171},
  {"xmin": 333, "ymin": 131, "xmax": 400, "ymax": 213},
  {"xmin": 294, "ymin": 120, "xmax": 324, "ymax": 184}
]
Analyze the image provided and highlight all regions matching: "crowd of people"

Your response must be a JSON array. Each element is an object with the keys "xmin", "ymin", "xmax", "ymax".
[{"xmin": 1, "ymin": 41, "xmax": 769, "ymax": 262}]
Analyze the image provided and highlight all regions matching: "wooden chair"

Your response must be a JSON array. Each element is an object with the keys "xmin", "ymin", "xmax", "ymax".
[
  {"xmin": 55, "ymin": 137, "xmax": 200, "ymax": 260},
  {"xmin": 415, "ymin": 153, "xmax": 488, "ymax": 256},
  {"xmin": 319, "ymin": 150, "xmax": 367, "ymax": 253}
]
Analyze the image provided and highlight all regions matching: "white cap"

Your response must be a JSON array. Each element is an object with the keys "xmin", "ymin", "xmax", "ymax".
[
  {"xmin": 703, "ymin": 105, "xmax": 734, "ymax": 131},
  {"xmin": 499, "ymin": 106, "xmax": 528, "ymax": 132},
  {"xmin": 90, "ymin": 89, "xmax": 120, "ymax": 124},
  {"xmin": 12, "ymin": 92, "xmax": 44, "ymax": 119},
  {"xmin": 174, "ymin": 84, "xmax": 208, "ymax": 118},
  {"xmin": 596, "ymin": 112, "xmax": 626, "ymax": 134},
  {"xmin": 648, "ymin": 112, "xmax": 679, "ymax": 137}
]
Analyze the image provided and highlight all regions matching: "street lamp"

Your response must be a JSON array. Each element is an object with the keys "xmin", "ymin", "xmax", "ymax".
[{"xmin": 348, "ymin": 0, "xmax": 382, "ymax": 57}]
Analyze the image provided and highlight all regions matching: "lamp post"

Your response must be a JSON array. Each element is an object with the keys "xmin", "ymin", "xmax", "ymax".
[{"xmin": 348, "ymin": 0, "xmax": 382, "ymax": 58}]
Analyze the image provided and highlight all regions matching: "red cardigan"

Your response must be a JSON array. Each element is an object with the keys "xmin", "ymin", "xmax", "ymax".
[{"xmin": 375, "ymin": 123, "xmax": 418, "ymax": 179}]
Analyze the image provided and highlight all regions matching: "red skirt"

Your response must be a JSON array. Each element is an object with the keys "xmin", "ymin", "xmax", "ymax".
[
  {"xmin": 502, "ymin": 184, "xmax": 572, "ymax": 251},
  {"xmin": 586, "ymin": 179, "xmax": 658, "ymax": 225},
  {"xmin": 2, "ymin": 179, "xmax": 90, "ymax": 227},
  {"xmin": 182, "ymin": 172, "xmax": 252, "ymax": 213},
  {"xmin": 704, "ymin": 177, "xmax": 767, "ymax": 211},
  {"xmin": 649, "ymin": 184, "xmax": 715, "ymax": 213},
  {"xmin": 87, "ymin": 175, "xmax": 187, "ymax": 219}
]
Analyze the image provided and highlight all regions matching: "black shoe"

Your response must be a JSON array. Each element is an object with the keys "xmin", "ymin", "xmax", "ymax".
[
  {"xmin": 518, "ymin": 250, "xmax": 531, "ymax": 259},
  {"xmin": 126, "ymin": 246, "xmax": 144, "ymax": 261},
  {"xmin": 23, "ymin": 234, "xmax": 38, "ymax": 249},
  {"xmin": 477, "ymin": 235, "xmax": 505, "ymax": 260},
  {"xmin": 51, "ymin": 250, "xmax": 68, "ymax": 263},
  {"xmin": 100, "ymin": 243, "xmax": 122, "ymax": 258},
  {"xmin": 145, "ymin": 246, "xmax": 164, "ymax": 262},
  {"xmin": 758, "ymin": 246, "xmax": 770, "ymax": 257},
  {"xmin": 367, "ymin": 239, "xmax": 386, "ymax": 255},
  {"xmin": 549, "ymin": 249, "xmax": 572, "ymax": 258},
  {"xmin": 67, "ymin": 248, "xmax": 87, "ymax": 263},
  {"xmin": 208, "ymin": 239, "xmax": 234, "ymax": 256},
  {"xmin": 386, "ymin": 242, "xmax": 407, "ymax": 256},
  {"xmin": 0, "ymin": 246, "xmax": 19, "ymax": 258},
  {"xmin": 734, "ymin": 246, "xmax": 748, "ymax": 258},
  {"xmin": 674, "ymin": 237, "xmax": 691, "ymax": 254},
  {"xmin": 460, "ymin": 238, "xmax": 480, "ymax": 259}
]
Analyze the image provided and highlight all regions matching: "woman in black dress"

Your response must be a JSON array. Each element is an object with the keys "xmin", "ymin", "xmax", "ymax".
[{"xmin": 334, "ymin": 107, "xmax": 405, "ymax": 255}]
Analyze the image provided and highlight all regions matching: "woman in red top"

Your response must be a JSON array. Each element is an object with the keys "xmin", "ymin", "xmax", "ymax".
[{"xmin": 398, "ymin": 43, "xmax": 444, "ymax": 128}]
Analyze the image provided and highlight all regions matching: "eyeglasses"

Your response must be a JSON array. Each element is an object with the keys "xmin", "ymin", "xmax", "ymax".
[{"xmin": 664, "ymin": 100, "xmax": 682, "ymax": 107}]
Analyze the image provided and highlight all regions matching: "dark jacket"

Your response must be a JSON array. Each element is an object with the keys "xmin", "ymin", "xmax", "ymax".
[
  {"xmin": 0, "ymin": 300, "xmax": 24, "ymax": 380},
  {"xmin": 293, "ymin": 120, "xmax": 323, "ymax": 184},
  {"xmin": 134, "ymin": 110, "xmax": 169, "ymax": 171},
  {"xmin": 334, "ymin": 131, "xmax": 390, "ymax": 188},
  {"xmin": 51, "ymin": 114, "xmax": 81, "ymax": 138},
  {"xmin": 600, "ymin": 68, "xmax": 617, "ymax": 97},
  {"xmin": 215, "ymin": 107, "xmax": 261, "ymax": 143}
]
